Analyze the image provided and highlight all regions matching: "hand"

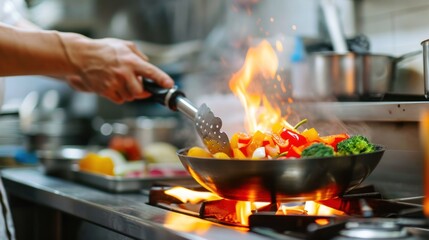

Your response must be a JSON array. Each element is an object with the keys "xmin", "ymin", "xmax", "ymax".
[{"xmin": 60, "ymin": 35, "xmax": 174, "ymax": 104}]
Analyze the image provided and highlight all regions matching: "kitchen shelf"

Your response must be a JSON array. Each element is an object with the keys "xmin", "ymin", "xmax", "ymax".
[{"xmin": 296, "ymin": 101, "xmax": 429, "ymax": 122}]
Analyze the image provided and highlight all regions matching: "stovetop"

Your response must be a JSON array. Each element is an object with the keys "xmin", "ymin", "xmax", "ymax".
[
  {"xmin": 147, "ymin": 182, "xmax": 429, "ymax": 240},
  {"xmin": 3, "ymin": 168, "xmax": 428, "ymax": 240}
]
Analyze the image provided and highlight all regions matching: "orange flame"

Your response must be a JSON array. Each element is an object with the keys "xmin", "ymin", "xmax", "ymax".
[
  {"xmin": 235, "ymin": 201, "xmax": 344, "ymax": 226},
  {"xmin": 165, "ymin": 187, "xmax": 222, "ymax": 204},
  {"xmin": 229, "ymin": 40, "xmax": 284, "ymax": 133},
  {"xmin": 277, "ymin": 201, "xmax": 345, "ymax": 216},
  {"xmin": 235, "ymin": 201, "xmax": 270, "ymax": 226},
  {"xmin": 165, "ymin": 186, "xmax": 345, "ymax": 226}
]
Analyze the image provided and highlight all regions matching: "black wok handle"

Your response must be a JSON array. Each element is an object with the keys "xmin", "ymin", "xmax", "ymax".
[{"xmin": 142, "ymin": 78, "xmax": 185, "ymax": 111}]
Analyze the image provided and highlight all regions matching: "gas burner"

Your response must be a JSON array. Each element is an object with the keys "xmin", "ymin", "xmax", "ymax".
[
  {"xmin": 339, "ymin": 219, "xmax": 408, "ymax": 239},
  {"xmin": 147, "ymin": 183, "xmax": 428, "ymax": 240}
]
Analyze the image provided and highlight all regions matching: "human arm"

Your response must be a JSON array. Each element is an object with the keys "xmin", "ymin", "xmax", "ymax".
[{"xmin": 0, "ymin": 23, "xmax": 174, "ymax": 103}]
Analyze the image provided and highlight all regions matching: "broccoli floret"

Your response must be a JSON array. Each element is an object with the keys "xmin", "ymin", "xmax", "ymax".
[
  {"xmin": 337, "ymin": 135, "xmax": 376, "ymax": 156},
  {"xmin": 301, "ymin": 143, "xmax": 334, "ymax": 158}
]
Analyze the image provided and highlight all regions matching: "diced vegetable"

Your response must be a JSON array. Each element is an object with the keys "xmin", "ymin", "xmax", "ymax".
[
  {"xmin": 187, "ymin": 147, "xmax": 212, "ymax": 158},
  {"xmin": 301, "ymin": 143, "xmax": 334, "ymax": 158},
  {"xmin": 280, "ymin": 129, "xmax": 307, "ymax": 147},
  {"xmin": 79, "ymin": 153, "xmax": 115, "ymax": 176},
  {"xmin": 252, "ymin": 147, "xmax": 266, "ymax": 159},
  {"xmin": 301, "ymin": 128, "xmax": 319, "ymax": 142},
  {"xmin": 272, "ymin": 133, "xmax": 290, "ymax": 152},
  {"xmin": 213, "ymin": 152, "xmax": 231, "ymax": 159},
  {"xmin": 232, "ymin": 148, "xmax": 247, "ymax": 159},
  {"xmin": 264, "ymin": 144, "xmax": 280, "ymax": 158},
  {"xmin": 320, "ymin": 133, "xmax": 349, "ymax": 151},
  {"xmin": 337, "ymin": 135, "xmax": 375, "ymax": 156},
  {"xmin": 108, "ymin": 135, "xmax": 142, "ymax": 161},
  {"xmin": 230, "ymin": 132, "xmax": 251, "ymax": 149},
  {"xmin": 285, "ymin": 145, "xmax": 302, "ymax": 158}
]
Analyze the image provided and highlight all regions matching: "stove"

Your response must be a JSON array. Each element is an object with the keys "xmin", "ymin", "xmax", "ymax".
[{"xmin": 147, "ymin": 181, "xmax": 429, "ymax": 240}]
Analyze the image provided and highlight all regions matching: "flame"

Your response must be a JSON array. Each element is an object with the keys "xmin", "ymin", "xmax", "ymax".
[
  {"xmin": 304, "ymin": 201, "xmax": 345, "ymax": 216},
  {"xmin": 165, "ymin": 187, "xmax": 222, "ymax": 204},
  {"xmin": 276, "ymin": 201, "xmax": 345, "ymax": 216},
  {"xmin": 235, "ymin": 200, "xmax": 345, "ymax": 226},
  {"xmin": 165, "ymin": 186, "xmax": 345, "ymax": 226},
  {"xmin": 229, "ymin": 40, "xmax": 284, "ymax": 133},
  {"xmin": 235, "ymin": 201, "xmax": 270, "ymax": 226}
]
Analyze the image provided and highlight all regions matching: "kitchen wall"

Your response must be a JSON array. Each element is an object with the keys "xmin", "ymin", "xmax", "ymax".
[
  {"xmin": 354, "ymin": 1, "xmax": 428, "ymax": 197},
  {"xmin": 357, "ymin": 0, "xmax": 428, "ymax": 94},
  {"xmin": 358, "ymin": 0, "xmax": 428, "ymax": 55}
]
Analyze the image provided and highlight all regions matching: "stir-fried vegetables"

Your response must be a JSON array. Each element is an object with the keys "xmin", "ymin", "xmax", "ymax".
[{"xmin": 187, "ymin": 119, "xmax": 377, "ymax": 160}]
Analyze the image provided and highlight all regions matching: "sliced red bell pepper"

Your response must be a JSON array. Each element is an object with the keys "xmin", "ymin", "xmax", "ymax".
[
  {"xmin": 230, "ymin": 132, "xmax": 251, "ymax": 149},
  {"xmin": 280, "ymin": 129, "xmax": 307, "ymax": 147},
  {"xmin": 286, "ymin": 145, "xmax": 302, "ymax": 158}
]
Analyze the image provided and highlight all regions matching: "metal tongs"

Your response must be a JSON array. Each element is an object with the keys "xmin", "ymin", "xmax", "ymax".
[{"xmin": 142, "ymin": 78, "xmax": 231, "ymax": 155}]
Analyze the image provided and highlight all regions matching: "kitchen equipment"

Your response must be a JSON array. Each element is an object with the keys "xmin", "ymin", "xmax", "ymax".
[
  {"xmin": 95, "ymin": 0, "xmax": 226, "ymax": 43},
  {"xmin": 24, "ymin": 113, "xmax": 93, "ymax": 152},
  {"xmin": 38, "ymin": 145, "xmax": 94, "ymax": 178},
  {"xmin": 347, "ymin": 34, "xmax": 370, "ymax": 53},
  {"xmin": 142, "ymin": 78, "xmax": 230, "ymax": 155},
  {"xmin": 308, "ymin": 50, "xmax": 422, "ymax": 99},
  {"xmin": 19, "ymin": 91, "xmax": 93, "ymax": 152},
  {"xmin": 305, "ymin": 35, "xmax": 370, "ymax": 54},
  {"xmin": 321, "ymin": 0, "xmax": 348, "ymax": 53},
  {"xmin": 177, "ymin": 146, "xmax": 384, "ymax": 202},
  {"xmin": 5, "ymin": 167, "xmax": 429, "ymax": 240},
  {"xmin": 73, "ymin": 169, "xmax": 191, "ymax": 193},
  {"xmin": 123, "ymin": 116, "xmax": 184, "ymax": 149},
  {"xmin": 421, "ymin": 39, "xmax": 429, "ymax": 98}
]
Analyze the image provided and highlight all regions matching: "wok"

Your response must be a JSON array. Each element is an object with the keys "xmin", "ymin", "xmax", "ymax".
[{"xmin": 177, "ymin": 146, "xmax": 384, "ymax": 202}]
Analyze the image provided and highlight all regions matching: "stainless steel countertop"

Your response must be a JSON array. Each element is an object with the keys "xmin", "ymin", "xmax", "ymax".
[{"xmin": 1, "ymin": 168, "xmax": 271, "ymax": 240}]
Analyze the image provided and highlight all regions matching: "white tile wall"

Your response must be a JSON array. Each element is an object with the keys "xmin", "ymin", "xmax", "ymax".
[
  {"xmin": 358, "ymin": 0, "xmax": 429, "ymax": 94},
  {"xmin": 361, "ymin": 0, "xmax": 429, "ymax": 18},
  {"xmin": 256, "ymin": 0, "xmax": 320, "ymax": 37},
  {"xmin": 359, "ymin": 0, "xmax": 429, "ymax": 55}
]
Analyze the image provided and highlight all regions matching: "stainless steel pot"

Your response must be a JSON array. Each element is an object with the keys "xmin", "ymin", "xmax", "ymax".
[
  {"xmin": 177, "ymin": 146, "xmax": 384, "ymax": 202},
  {"xmin": 308, "ymin": 51, "xmax": 421, "ymax": 99},
  {"xmin": 421, "ymin": 39, "xmax": 429, "ymax": 97}
]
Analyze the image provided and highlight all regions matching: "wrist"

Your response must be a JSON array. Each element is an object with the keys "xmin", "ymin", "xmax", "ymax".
[{"xmin": 55, "ymin": 31, "xmax": 90, "ymax": 76}]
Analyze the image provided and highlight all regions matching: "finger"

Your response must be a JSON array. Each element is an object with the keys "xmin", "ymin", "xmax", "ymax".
[
  {"xmin": 134, "ymin": 61, "xmax": 174, "ymax": 88},
  {"xmin": 125, "ymin": 75, "xmax": 145, "ymax": 97},
  {"xmin": 115, "ymin": 79, "xmax": 134, "ymax": 102},
  {"xmin": 137, "ymin": 76, "xmax": 143, "ymax": 84},
  {"xmin": 103, "ymin": 91, "xmax": 125, "ymax": 104},
  {"xmin": 135, "ymin": 91, "xmax": 152, "ymax": 99},
  {"xmin": 132, "ymin": 76, "xmax": 149, "ymax": 99},
  {"xmin": 126, "ymin": 41, "xmax": 149, "ymax": 61},
  {"xmin": 114, "ymin": 91, "xmax": 126, "ymax": 104},
  {"xmin": 66, "ymin": 75, "xmax": 91, "ymax": 92}
]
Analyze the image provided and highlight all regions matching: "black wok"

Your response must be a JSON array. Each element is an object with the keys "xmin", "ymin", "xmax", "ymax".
[{"xmin": 177, "ymin": 146, "xmax": 384, "ymax": 202}]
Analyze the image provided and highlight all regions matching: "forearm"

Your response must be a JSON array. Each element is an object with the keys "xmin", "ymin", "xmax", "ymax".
[
  {"xmin": 0, "ymin": 22, "xmax": 174, "ymax": 104},
  {"xmin": 0, "ymin": 23, "xmax": 79, "ymax": 76}
]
